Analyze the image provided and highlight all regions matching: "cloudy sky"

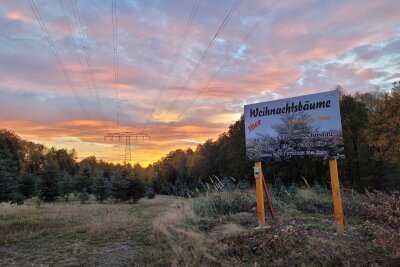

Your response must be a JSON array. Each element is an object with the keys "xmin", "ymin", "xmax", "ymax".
[{"xmin": 0, "ymin": 0, "xmax": 399, "ymax": 165}]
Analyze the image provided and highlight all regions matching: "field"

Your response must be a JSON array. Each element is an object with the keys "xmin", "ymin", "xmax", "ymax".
[
  {"xmin": 1, "ymin": 188, "xmax": 399, "ymax": 266},
  {"xmin": 0, "ymin": 196, "xmax": 181, "ymax": 266}
]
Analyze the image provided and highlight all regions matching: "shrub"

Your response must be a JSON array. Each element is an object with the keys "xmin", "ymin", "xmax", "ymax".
[
  {"xmin": 237, "ymin": 180, "xmax": 251, "ymax": 191},
  {"xmin": 220, "ymin": 177, "xmax": 234, "ymax": 191},
  {"xmin": 127, "ymin": 176, "xmax": 145, "ymax": 203},
  {"xmin": 58, "ymin": 171, "xmax": 73, "ymax": 201},
  {"xmin": 193, "ymin": 190, "xmax": 256, "ymax": 217},
  {"xmin": 146, "ymin": 187, "xmax": 155, "ymax": 199},
  {"xmin": 39, "ymin": 159, "xmax": 60, "ymax": 202},
  {"xmin": 93, "ymin": 177, "xmax": 112, "ymax": 203},
  {"xmin": 293, "ymin": 188, "xmax": 333, "ymax": 214},
  {"xmin": 75, "ymin": 165, "xmax": 93, "ymax": 194},
  {"xmin": 341, "ymin": 188, "xmax": 367, "ymax": 218},
  {"xmin": 19, "ymin": 173, "xmax": 37, "ymax": 199},
  {"xmin": 78, "ymin": 191, "xmax": 90, "ymax": 204},
  {"xmin": 362, "ymin": 190, "xmax": 400, "ymax": 229},
  {"xmin": 111, "ymin": 174, "xmax": 130, "ymax": 201},
  {"xmin": 112, "ymin": 170, "xmax": 145, "ymax": 203}
]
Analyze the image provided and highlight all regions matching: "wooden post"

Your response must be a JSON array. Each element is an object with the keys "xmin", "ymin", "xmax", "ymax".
[
  {"xmin": 262, "ymin": 175, "xmax": 275, "ymax": 218},
  {"xmin": 254, "ymin": 161, "xmax": 265, "ymax": 226},
  {"xmin": 329, "ymin": 159, "xmax": 345, "ymax": 235}
]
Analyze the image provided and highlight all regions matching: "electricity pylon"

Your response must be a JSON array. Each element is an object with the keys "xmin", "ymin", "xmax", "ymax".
[{"xmin": 104, "ymin": 132, "xmax": 150, "ymax": 166}]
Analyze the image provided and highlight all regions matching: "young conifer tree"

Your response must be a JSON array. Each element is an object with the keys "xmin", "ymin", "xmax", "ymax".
[{"xmin": 40, "ymin": 159, "xmax": 60, "ymax": 202}]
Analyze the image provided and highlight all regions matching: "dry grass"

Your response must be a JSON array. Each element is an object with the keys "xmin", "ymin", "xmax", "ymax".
[
  {"xmin": 192, "ymin": 190, "xmax": 256, "ymax": 217},
  {"xmin": 152, "ymin": 200, "xmax": 220, "ymax": 266},
  {"xmin": 0, "ymin": 196, "xmax": 183, "ymax": 266},
  {"xmin": 187, "ymin": 188, "xmax": 400, "ymax": 267},
  {"xmin": 0, "ymin": 201, "xmax": 140, "ymax": 245},
  {"xmin": 2, "ymin": 189, "xmax": 398, "ymax": 266}
]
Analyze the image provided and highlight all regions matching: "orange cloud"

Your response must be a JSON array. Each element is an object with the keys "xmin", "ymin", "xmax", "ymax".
[{"xmin": 6, "ymin": 10, "xmax": 32, "ymax": 24}]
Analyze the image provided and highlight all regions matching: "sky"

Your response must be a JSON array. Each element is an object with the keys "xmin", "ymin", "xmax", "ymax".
[{"xmin": 0, "ymin": 0, "xmax": 399, "ymax": 166}]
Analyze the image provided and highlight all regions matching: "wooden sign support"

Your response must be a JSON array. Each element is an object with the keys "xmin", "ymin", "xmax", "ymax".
[
  {"xmin": 329, "ymin": 159, "xmax": 345, "ymax": 235},
  {"xmin": 254, "ymin": 161, "xmax": 275, "ymax": 226},
  {"xmin": 262, "ymin": 176, "xmax": 275, "ymax": 219}
]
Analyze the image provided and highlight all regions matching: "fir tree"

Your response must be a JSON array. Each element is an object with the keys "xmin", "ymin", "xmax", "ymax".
[
  {"xmin": 93, "ymin": 177, "xmax": 112, "ymax": 203},
  {"xmin": 111, "ymin": 170, "xmax": 130, "ymax": 201},
  {"xmin": 19, "ymin": 172, "xmax": 37, "ymax": 199},
  {"xmin": 40, "ymin": 159, "xmax": 60, "ymax": 202},
  {"xmin": 75, "ymin": 165, "xmax": 94, "ymax": 194},
  {"xmin": 0, "ymin": 147, "xmax": 19, "ymax": 203},
  {"xmin": 127, "ymin": 175, "xmax": 145, "ymax": 203},
  {"xmin": 59, "ymin": 170, "xmax": 73, "ymax": 201}
]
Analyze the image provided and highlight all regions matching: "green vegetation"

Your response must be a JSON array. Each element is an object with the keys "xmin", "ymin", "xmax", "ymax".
[
  {"xmin": 189, "ymin": 186, "xmax": 400, "ymax": 266},
  {"xmin": 0, "ymin": 130, "xmax": 147, "ymax": 204},
  {"xmin": 0, "ymin": 86, "xmax": 399, "ymax": 265},
  {"xmin": 1, "ymin": 87, "xmax": 399, "ymax": 205},
  {"xmin": 192, "ymin": 190, "xmax": 255, "ymax": 217},
  {"xmin": 1, "ymin": 186, "xmax": 399, "ymax": 266},
  {"xmin": 143, "ymin": 86, "xmax": 400, "ymax": 195}
]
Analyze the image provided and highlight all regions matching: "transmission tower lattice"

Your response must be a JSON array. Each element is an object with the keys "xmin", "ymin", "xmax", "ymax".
[{"xmin": 104, "ymin": 132, "xmax": 150, "ymax": 165}]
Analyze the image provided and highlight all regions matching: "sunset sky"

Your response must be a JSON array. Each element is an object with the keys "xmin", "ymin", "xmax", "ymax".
[{"xmin": 0, "ymin": 0, "xmax": 399, "ymax": 166}]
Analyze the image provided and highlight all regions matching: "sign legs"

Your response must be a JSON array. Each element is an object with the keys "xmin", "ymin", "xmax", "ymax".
[
  {"xmin": 254, "ymin": 162, "xmax": 265, "ymax": 226},
  {"xmin": 254, "ymin": 161, "xmax": 275, "ymax": 226},
  {"xmin": 262, "ymin": 176, "xmax": 275, "ymax": 219},
  {"xmin": 329, "ymin": 159, "xmax": 345, "ymax": 235}
]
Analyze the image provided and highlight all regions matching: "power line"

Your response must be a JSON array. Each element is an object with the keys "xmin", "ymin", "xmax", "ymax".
[
  {"xmin": 143, "ymin": 0, "xmax": 202, "ymax": 131},
  {"xmin": 112, "ymin": 0, "xmax": 119, "ymax": 128},
  {"xmin": 28, "ymin": 0, "xmax": 90, "ymax": 120},
  {"xmin": 58, "ymin": 0, "xmax": 102, "ymax": 121},
  {"xmin": 70, "ymin": 0, "xmax": 107, "ymax": 123},
  {"xmin": 174, "ymin": 0, "xmax": 280, "ymax": 122},
  {"xmin": 162, "ymin": 0, "xmax": 241, "ymax": 115}
]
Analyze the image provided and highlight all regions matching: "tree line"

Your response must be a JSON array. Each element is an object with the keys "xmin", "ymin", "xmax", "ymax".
[
  {"xmin": 0, "ymin": 133, "xmax": 146, "ymax": 204},
  {"xmin": 1, "ymin": 83, "xmax": 399, "ymax": 203},
  {"xmin": 136, "ymin": 83, "xmax": 400, "ymax": 194}
]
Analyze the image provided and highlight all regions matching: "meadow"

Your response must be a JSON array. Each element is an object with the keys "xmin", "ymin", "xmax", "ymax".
[{"xmin": 1, "ymin": 187, "xmax": 399, "ymax": 266}]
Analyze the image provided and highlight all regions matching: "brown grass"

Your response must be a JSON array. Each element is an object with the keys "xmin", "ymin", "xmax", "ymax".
[
  {"xmin": 152, "ymin": 200, "xmax": 220, "ymax": 266},
  {"xmin": 0, "ymin": 201, "xmax": 140, "ymax": 245},
  {"xmin": 3, "ymin": 189, "xmax": 398, "ymax": 266},
  {"xmin": 0, "ymin": 196, "xmax": 184, "ymax": 266}
]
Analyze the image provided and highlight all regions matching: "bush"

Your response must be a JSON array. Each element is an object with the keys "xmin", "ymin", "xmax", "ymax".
[
  {"xmin": 39, "ymin": 159, "xmax": 60, "ymax": 202},
  {"xmin": 58, "ymin": 171, "xmax": 73, "ymax": 201},
  {"xmin": 220, "ymin": 177, "xmax": 234, "ymax": 191},
  {"xmin": 237, "ymin": 180, "xmax": 251, "ymax": 191},
  {"xmin": 341, "ymin": 188, "xmax": 367, "ymax": 218},
  {"xmin": 193, "ymin": 190, "xmax": 256, "ymax": 217},
  {"xmin": 93, "ymin": 177, "xmax": 112, "ymax": 203},
  {"xmin": 78, "ymin": 191, "xmax": 90, "ymax": 204},
  {"xmin": 127, "ymin": 177, "xmax": 145, "ymax": 203},
  {"xmin": 293, "ymin": 188, "xmax": 333, "ymax": 214},
  {"xmin": 19, "ymin": 173, "xmax": 37, "ymax": 199},
  {"xmin": 362, "ymin": 190, "xmax": 400, "ymax": 229},
  {"xmin": 112, "ymin": 170, "xmax": 145, "ymax": 203},
  {"xmin": 146, "ymin": 187, "xmax": 155, "ymax": 199}
]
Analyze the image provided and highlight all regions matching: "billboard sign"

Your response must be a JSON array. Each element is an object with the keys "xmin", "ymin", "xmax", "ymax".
[{"xmin": 244, "ymin": 90, "xmax": 344, "ymax": 161}]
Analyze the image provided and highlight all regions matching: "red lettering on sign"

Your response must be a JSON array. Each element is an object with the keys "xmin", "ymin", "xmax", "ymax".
[{"xmin": 248, "ymin": 120, "xmax": 261, "ymax": 133}]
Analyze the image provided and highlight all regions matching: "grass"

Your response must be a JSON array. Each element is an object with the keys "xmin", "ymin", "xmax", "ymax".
[
  {"xmin": 192, "ymin": 190, "xmax": 256, "ymax": 217},
  {"xmin": 187, "ymin": 187, "xmax": 400, "ymax": 266},
  {"xmin": 1, "ymin": 187, "xmax": 399, "ymax": 266},
  {"xmin": 0, "ymin": 196, "xmax": 181, "ymax": 266}
]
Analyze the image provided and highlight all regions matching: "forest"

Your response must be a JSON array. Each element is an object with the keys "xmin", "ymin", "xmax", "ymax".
[{"xmin": 0, "ymin": 84, "xmax": 399, "ymax": 204}]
